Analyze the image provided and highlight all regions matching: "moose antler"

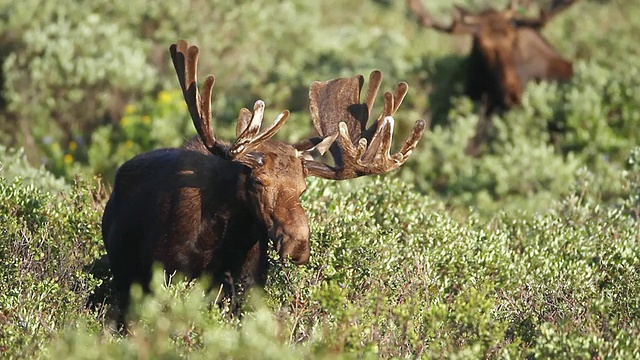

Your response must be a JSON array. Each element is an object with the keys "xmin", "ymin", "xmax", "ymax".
[
  {"xmin": 406, "ymin": 0, "xmax": 480, "ymax": 34},
  {"xmin": 302, "ymin": 71, "xmax": 426, "ymax": 180},
  {"xmin": 170, "ymin": 40, "xmax": 222, "ymax": 156},
  {"xmin": 408, "ymin": 0, "xmax": 577, "ymax": 31},
  {"xmin": 170, "ymin": 40, "xmax": 290, "ymax": 164},
  {"xmin": 513, "ymin": 0, "xmax": 578, "ymax": 28}
]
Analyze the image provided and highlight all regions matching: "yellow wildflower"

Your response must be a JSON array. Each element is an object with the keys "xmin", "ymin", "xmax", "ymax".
[
  {"xmin": 158, "ymin": 90, "xmax": 172, "ymax": 104},
  {"xmin": 68, "ymin": 141, "xmax": 77, "ymax": 151},
  {"xmin": 121, "ymin": 116, "xmax": 130, "ymax": 127},
  {"xmin": 125, "ymin": 104, "xmax": 137, "ymax": 114},
  {"xmin": 125, "ymin": 140, "xmax": 134, "ymax": 149},
  {"xmin": 63, "ymin": 153, "xmax": 73, "ymax": 165},
  {"xmin": 142, "ymin": 115, "xmax": 152, "ymax": 125}
]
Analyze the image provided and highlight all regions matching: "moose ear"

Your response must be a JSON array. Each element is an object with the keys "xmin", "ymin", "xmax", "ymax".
[
  {"xmin": 235, "ymin": 151, "xmax": 265, "ymax": 168},
  {"xmin": 297, "ymin": 133, "xmax": 338, "ymax": 161}
]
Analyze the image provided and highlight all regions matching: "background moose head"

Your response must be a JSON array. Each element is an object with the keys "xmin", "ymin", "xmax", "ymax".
[{"xmin": 101, "ymin": 40, "xmax": 426, "ymax": 327}]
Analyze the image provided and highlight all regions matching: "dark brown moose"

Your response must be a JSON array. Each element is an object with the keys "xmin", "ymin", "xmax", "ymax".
[
  {"xmin": 101, "ymin": 40, "xmax": 426, "ymax": 324},
  {"xmin": 408, "ymin": 0, "xmax": 577, "ymax": 112}
]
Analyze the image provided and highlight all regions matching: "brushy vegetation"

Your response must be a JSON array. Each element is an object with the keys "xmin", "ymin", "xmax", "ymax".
[
  {"xmin": 1, "ymin": 0, "xmax": 639, "ymax": 358},
  {"xmin": 1, "ymin": 153, "xmax": 639, "ymax": 358}
]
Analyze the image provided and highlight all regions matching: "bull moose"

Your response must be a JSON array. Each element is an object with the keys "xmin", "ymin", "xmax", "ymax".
[
  {"xmin": 408, "ymin": 0, "xmax": 577, "ymax": 111},
  {"xmin": 407, "ymin": 0, "xmax": 577, "ymax": 154},
  {"xmin": 101, "ymin": 40, "xmax": 426, "ymax": 325}
]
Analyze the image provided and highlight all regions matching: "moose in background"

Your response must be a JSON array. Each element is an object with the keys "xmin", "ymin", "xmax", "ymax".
[
  {"xmin": 407, "ymin": 0, "xmax": 578, "ymax": 154},
  {"xmin": 101, "ymin": 40, "xmax": 426, "ymax": 328}
]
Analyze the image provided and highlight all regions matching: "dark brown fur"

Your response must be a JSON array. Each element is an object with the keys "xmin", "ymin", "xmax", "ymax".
[
  {"xmin": 102, "ymin": 142, "xmax": 273, "ymax": 318},
  {"xmin": 102, "ymin": 137, "xmax": 313, "ymax": 326}
]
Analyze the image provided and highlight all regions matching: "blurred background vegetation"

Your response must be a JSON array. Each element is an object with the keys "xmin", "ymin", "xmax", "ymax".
[
  {"xmin": 1, "ymin": 0, "xmax": 639, "ymax": 358},
  {"xmin": 0, "ymin": 0, "xmax": 637, "ymax": 213}
]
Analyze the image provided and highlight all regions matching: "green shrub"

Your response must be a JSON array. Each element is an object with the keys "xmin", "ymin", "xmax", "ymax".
[
  {"xmin": 400, "ymin": 57, "xmax": 639, "ymax": 214},
  {"xmin": 0, "ymin": 177, "xmax": 104, "ymax": 358},
  {"xmin": 22, "ymin": 174, "xmax": 634, "ymax": 359},
  {"xmin": 0, "ymin": 159, "xmax": 637, "ymax": 358},
  {"xmin": 0, "ymin": 146, "xmax": 68, "ymax": 193},
  {"xmin": 84, "ymin": 89, "xmax": 193, "ymax": 182},
  {"xmin": 4, "ymin": 0, "xmax": 638, "ymax": 216},
  {"xmin": 1, "ymin": 1, "xmax": 154, "ymax": 145},
  {"xmin": 49, "ymin": 274, "xmax": 322, "ymax": 360}
]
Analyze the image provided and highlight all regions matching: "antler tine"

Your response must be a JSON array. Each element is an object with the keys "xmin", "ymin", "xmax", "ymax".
[
  {"xmin": 396, "ymin": 119, "xmax": 427, "ymax": 161},
  {"xmin": 382, "ymin": 92, "xmax": 395, "ymax": 120},
  {"xmin": 229, "ymin": 100, "xmax": 291, "ymax": 159},
  {"xmin": 361, "ymin": 83, "xmax": 409, "ymax": 143},
  {"xmin": 170, "ymin": 40, "xmax": 224, "ymax": 156},
  {"xmin": 330, "ymin": 117, "xmax": 426, "ymax": 179},
  {"xmin": 392, "ymin": 82, "xmax": 409, "ymax": 114},
  {"xmin": 376, "ymin": 83, "xmax": 409, "ymax": 121},
  {"xmin": 229, "ymin": 100, "xmax": 265, "ymax": 157},
  {"xmin": 514, "ymin": 0, "xmax": 578, "ymax": 28},
  {"xmin": 170, "ymin": 41, "xmax": 187, "ymax": 92},
  {"xmin": 250, "ymin": 109, "xmax": 291, "ymax": 144},
  {"xmin": 364, "ymin": 70, "xmax": 383, "ymax": 119},
  {"xmin": 235, "ymin": 108, "xmax": 253, "ymax": 138},
  {"xmin": 200, "ymin": 75, "xmax": 216, "ymax": 145}
]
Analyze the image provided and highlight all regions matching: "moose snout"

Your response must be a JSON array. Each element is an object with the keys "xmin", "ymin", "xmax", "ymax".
[
  {"xmin": 274, "ymin": 220, "xmax": 310, "ymax": 265},
  {"xmin": 280, "ymin": 240, "xmax": 310, "ymax": 265}
]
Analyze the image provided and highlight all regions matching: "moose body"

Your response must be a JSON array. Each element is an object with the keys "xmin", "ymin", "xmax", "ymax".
[
  {"xmin": 102, "ymin": 40, "xmax": 426, "ymax": 326},
  {"xmin": 103, "ymin": 138, "xmax": 313, "ymax": 318},
  {"xmin": 102, "ymin": 146, "xmax": 269, "ymax": 299}
]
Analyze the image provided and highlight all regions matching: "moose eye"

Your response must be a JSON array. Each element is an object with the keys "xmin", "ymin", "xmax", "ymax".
[{"xmin": 253, "ymin": 178, "xmax": 270, "ymax": 187}]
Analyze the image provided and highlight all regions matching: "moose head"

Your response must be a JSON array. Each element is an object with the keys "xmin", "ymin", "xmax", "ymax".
[
  {"xmin": 102, "ymin": 40, "xmax": 426, "ymax": 325},
  {"xmin": 408, "ymin": 0, "xmax": 577, "ymax": 112}
]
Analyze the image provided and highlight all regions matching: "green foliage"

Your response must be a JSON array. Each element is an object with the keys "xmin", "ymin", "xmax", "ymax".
[
  {"xmin": 401, "ymin": 57, "xmax": 639, "ymax": 214},
  {"xmin": 1, "ymin": 0, "xmax": 154, "ymax": 144},
  {"xmin": 1, "ymin": 155, "xmax": 639, "ymax": 358},
  {"xmin": 2, "ymin": 0, "xmax": 638, "ymax": 214},
  {"xmin": 0, "ymin": 177, "xmax": 104, "ymax": 358},
  {"xmin": 84, "ymin": 89, "xmax": 193, "ymax": 181},
  {"xmin": 1, "ymin": 1, "xmax": 640, "ymax": 357},
  {"xmin": 621, "ymin": 147, "xmax": 640, "ymax": 216},
  {"xmin": 0, "ymin": 146, "xmax": 68, "ymax": 193},
  {"xmin": 49, "ymin": 274, "xmax": 321, "ymax": 359}
]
